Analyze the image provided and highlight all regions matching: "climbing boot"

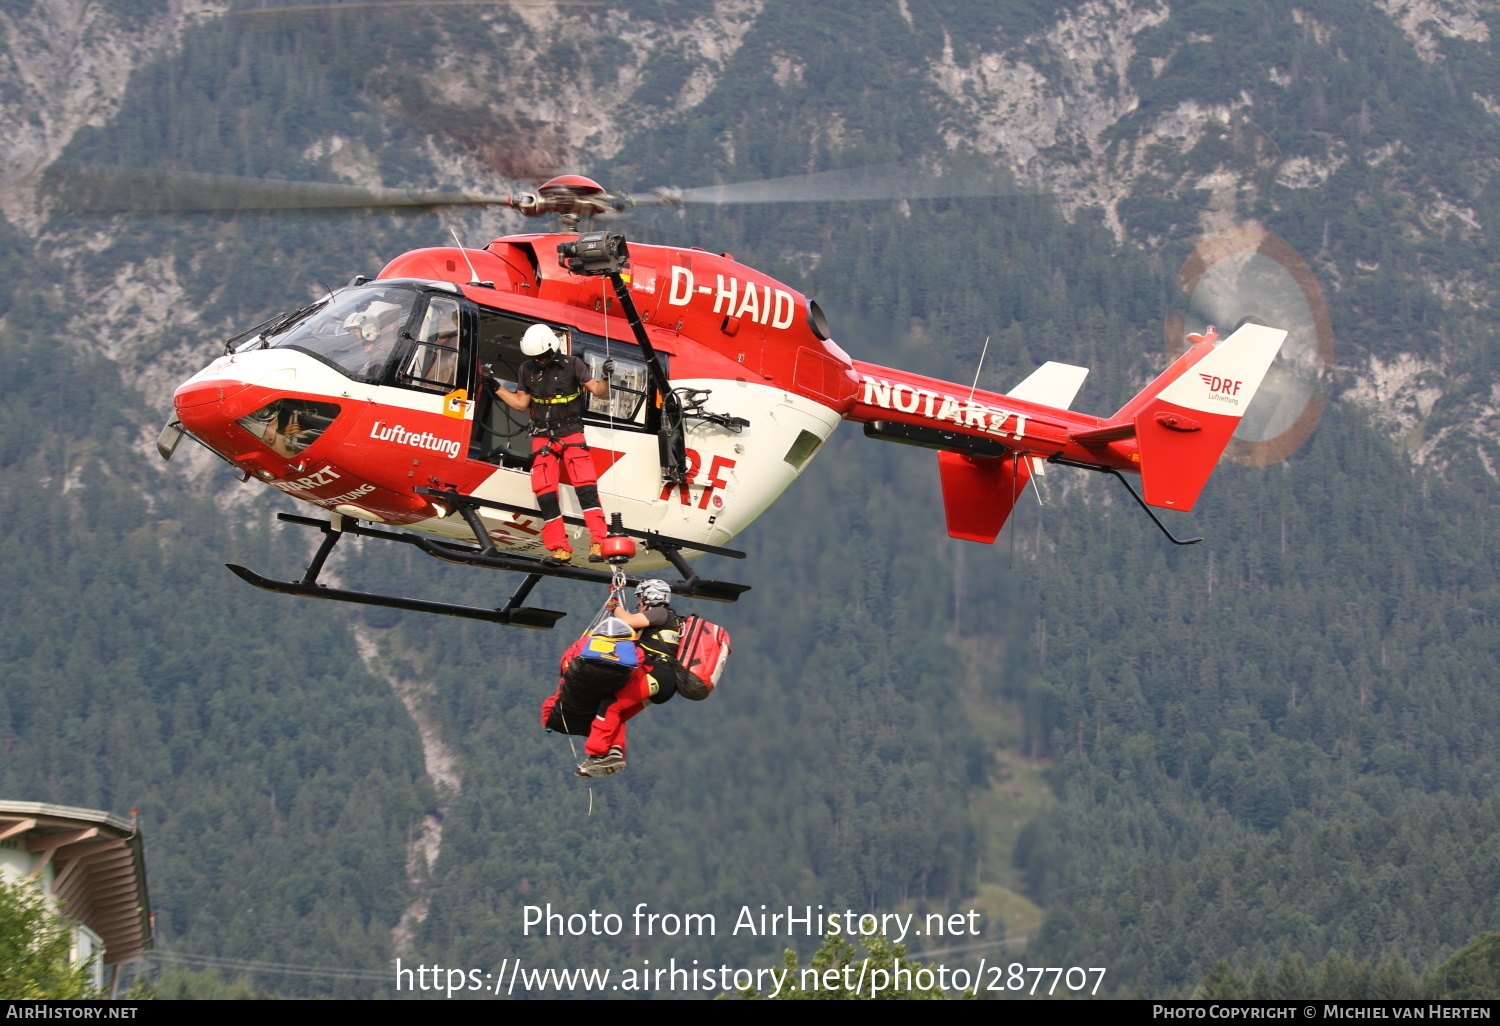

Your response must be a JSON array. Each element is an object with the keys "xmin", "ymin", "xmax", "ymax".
[{"xmin": 577, "ymin": 747, "xmax": 626, "ymax": 777}]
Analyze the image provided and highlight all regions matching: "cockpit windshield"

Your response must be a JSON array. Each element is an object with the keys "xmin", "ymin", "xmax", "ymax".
[{"xmin": 254, "ymin": 286, "xmax": 419, "ymax": 384}]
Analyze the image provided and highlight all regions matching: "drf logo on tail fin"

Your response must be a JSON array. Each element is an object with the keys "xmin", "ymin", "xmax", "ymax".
[{"xmin": 1199, "ymin": 374, "xmax": 1243, "ymax": 396}]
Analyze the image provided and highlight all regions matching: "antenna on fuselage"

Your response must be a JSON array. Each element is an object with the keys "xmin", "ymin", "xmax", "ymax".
[
  {"xmin": 449, "ymin": 227, "xmax": 484, "ymax": 286},
  {"xmin": 968, "ymin": 336, "xmax": 991, "ymax": 402}
]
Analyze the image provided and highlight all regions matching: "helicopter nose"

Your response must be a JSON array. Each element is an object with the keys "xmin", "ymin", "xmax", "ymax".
[{"xmin": 174, "ymin": 378, "xmax": 253, "ymax": 409}]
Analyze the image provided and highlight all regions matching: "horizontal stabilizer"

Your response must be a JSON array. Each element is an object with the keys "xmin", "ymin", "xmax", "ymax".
[
  {"xmin": 1071, "ymin": 421, "xmax": 1136, "ymax": 445},
  {"xmin": 1006, "ymin": 361, "xmax": 1089, "ymax": 409},
  {"xmin": 937, "ymin": 451, "xmax": 1031, "ymax": 543}
]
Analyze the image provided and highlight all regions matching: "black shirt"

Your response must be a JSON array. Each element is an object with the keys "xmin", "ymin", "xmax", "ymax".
[
  {"xmin": 637, "ymin": 605, "xmax": 683, "ymax": 663},
  {"xmin": 517, "ymin": 353, "xmax": 593, "ymax": 437}
]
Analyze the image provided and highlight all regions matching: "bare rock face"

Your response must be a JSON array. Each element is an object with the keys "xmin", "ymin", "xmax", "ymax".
[
  {"xmin": 0, "ymin": 0, "xmax": 227, "ymax": 229},
  {"xmin": 1372, "ymin": 0, "xmax": 1489, "ymax": 63},
  {"xmin": 928, "ymin": 0, "xmax": 1171, "ymax": 238}
]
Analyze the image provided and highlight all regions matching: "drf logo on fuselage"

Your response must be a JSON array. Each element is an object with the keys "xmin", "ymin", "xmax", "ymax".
[{"xmin": 667, "ymin": 267, "xmax": 796, "ymax": 329}]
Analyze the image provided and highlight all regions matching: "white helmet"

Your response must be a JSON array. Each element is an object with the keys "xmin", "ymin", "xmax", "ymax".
[
  {"xmin": 635, "ymin": 579, "xmax": 672, "ymax": 607},
  {"xmin": 593, "ymin": 616, "xmax": 634, "ymax": 639},
  {"xmin": 344, "ymin": 300, "xmax": 401, "ymax": 339},
  {"xmin": 520, "ymin": 323, "xmax": 562, "ymax": 357}
]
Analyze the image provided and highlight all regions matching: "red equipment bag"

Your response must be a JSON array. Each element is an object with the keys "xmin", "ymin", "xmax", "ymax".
[{"xmin": 675, "ymin": 615, "xmax": 731, "ymax": 700}]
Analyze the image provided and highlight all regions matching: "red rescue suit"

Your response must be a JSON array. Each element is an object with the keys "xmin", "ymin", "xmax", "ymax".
[
  {"xmin": 540, "ymin": 635, "xmax": 654, "ymax": 756},
  {"xmin": 517, "ymin": 353, "xmax": 608, "ymax": 554},
  {"xmin": 530, "ymin": 434, "xmax": 607, "ymax": 553}
]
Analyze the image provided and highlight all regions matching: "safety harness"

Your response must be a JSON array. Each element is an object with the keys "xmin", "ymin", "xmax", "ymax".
[
  {"xmin": 534, "ymin": 437, "xmax": 590, "ymax": 460},
  {"xmin": 637, "ymin": 610, "xmax": 683, "ymax": 664},
  {"xmin": 523, "ymin": 354, "xmax": 589, "ymax": 438}
]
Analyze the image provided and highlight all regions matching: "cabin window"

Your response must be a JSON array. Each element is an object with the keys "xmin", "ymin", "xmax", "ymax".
[
  {"xmin": 573, "ymin": 330, "xmax": 662, "ymax": 431},
  {"xmin": 783, "ymin": 430, "xmax": 822, "ymax": 470},
  {"xmin": 581, "ymin": 349, "xmax": 649, "ymax": 425},
  {"xmin": 237, "ymin": 399, "xmax": 342, "ymax": 458}
]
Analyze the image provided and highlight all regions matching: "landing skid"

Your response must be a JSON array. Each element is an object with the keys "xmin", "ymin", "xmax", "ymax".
[
  {"xmin": 226, "ymin": 495, "xmax": 751, "ymax": 629},
  {"xmin": 226, "ymin": 562, "xmax": 565, "ymax": 629}
]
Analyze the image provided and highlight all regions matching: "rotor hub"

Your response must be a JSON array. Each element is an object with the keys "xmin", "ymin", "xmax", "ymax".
[{"xmin": 537, "ymin": 175, "xmax": 605, "ymax": 198}]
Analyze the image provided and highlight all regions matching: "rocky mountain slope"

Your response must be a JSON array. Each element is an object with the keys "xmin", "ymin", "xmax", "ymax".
[{"xmin": 8, "ymin": 0, "xmax": 1499, "ymax": 472}]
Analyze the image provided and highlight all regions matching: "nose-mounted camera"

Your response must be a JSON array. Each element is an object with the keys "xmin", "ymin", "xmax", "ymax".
[{"xmin": 557, "ymin": 230, "xmax": 629, "ymax": 277}]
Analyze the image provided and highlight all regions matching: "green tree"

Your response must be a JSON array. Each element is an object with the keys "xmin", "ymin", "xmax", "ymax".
[
  {"xmin": 738, "ymin": 932, "xmax": 964, "ymax": 1000},
  {"xmin": 1195, "ymin": 959, "xmax": 1248, "ymax": 999},
  {"xmin": 1426, "ymin": 933, "xmax": 1500, "ymax": 999},
  {"xmin": 128, "ymin": 968, "xmax": 270, "ymax": 1000},
  {"xmin": 0, "ymin": 876, "xmax": 100, "ymax": 999}
]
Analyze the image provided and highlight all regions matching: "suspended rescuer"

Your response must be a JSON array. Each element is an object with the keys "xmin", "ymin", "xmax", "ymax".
[
  {"xmin": 607, "ymin": 578, "xmax": 711, "ymax": 702},
  {"xmin": 493, "ymin": 323, "xmax": 612, "ymax": 562},
  {"xmin": 541, "ymin": 580, "xmax": 712, "ymax": 778}
]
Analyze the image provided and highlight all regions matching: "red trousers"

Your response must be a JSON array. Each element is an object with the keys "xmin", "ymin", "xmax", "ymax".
[
  {"xmin": 583, "ymin": 671, "xmax": 655, "ymax": 755},
  {"xmin": 530, "ymin": 433, "xmax": 607, "ymax": 552},
  {"xmin": 540, "ymin": 668, "xmax": 653, "ymax": 755}
]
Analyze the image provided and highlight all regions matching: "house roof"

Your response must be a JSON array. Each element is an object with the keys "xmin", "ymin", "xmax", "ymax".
[{"xmin": 0, "ymin": 801, "xmax": 152, "ymax": 965}]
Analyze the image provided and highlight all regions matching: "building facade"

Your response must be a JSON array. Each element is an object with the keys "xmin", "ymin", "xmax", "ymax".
[{"xmin": 0, "ymin": 802, "xmax": 152, "ymax": 996}]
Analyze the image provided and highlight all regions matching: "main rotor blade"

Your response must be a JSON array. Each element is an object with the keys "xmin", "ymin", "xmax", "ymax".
[
  {"xmin": 228, "ymin": 0, "xmax": 601, "ymax": 17},
  {"xmin": 49, "ymin": 168, "xmax": 511, "ymax": 213},
  {"xmin": 660, "ymin": 162, "xmax": 1025, "ymax": 206}
]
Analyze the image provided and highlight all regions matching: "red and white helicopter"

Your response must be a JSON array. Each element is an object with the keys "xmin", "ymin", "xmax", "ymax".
[{"xmin": 145, "ymin": 171, "xmax": 1286, "ymax": 629}]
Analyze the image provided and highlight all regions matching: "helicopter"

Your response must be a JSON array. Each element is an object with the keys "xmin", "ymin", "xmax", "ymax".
[{"xmin": 140, "ymin": 169, "xmax": 1288, "ymax": 630}]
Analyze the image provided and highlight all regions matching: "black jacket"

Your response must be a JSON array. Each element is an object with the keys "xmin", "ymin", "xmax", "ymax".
[{"xmin": 518, "ymin": 354, "xmax": 591, "ymax": 437}]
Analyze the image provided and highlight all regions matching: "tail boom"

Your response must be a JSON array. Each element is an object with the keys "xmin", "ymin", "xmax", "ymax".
[{"xmin": 847, "ymin": 322, "xmax": 1287, "ymax": 538}]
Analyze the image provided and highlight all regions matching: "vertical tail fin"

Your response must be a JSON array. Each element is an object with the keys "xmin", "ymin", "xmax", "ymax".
[{"xmin": 1128, "ymin": 323, "xmax": 1287, "ymax": 510}]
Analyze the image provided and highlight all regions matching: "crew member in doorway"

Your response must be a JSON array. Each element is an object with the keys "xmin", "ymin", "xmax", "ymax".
[{"xmin": 494, "ymin": 323, "xmax": 612, "ymax": 562}]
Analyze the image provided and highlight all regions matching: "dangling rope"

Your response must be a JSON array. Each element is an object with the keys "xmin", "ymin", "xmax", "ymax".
[
  {"xmin": 554, "ymin": 707, "xmax": 594, "ymax": 815},
  {"xmin": 582, "ymin": 565, "xmax": 630, "ymax": 637}
]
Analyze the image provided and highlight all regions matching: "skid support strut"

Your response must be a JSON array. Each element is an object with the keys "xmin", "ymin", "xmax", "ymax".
[{"xmin": 415, "ymin": 487, "xmax": 751, "ymax": 602}]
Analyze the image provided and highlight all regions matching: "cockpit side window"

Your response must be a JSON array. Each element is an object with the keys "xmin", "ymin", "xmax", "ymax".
[
  {"xmin": 262, "ymin": 286, "xmax": 417, "ymax": 384},
  {"xmin": 396, "ymin": 296, "xmax": 463, "ymax": 393}
]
